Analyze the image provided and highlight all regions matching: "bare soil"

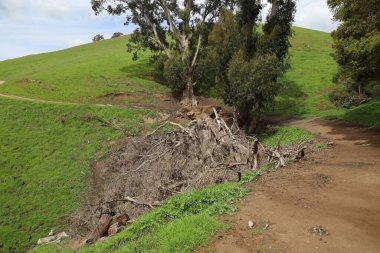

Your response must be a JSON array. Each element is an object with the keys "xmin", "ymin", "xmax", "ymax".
[{"xmin": 197, "ymin": 118, "xmax": 380, "ymax": 253}]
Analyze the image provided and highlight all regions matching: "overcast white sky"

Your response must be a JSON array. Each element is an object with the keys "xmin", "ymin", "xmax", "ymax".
[{"xmin": 0, "ymin": 0, "xmax": 339, "ymax": 60}]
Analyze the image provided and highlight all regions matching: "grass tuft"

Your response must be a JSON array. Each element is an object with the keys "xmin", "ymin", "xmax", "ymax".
[{"xmin": 259, "ymin": 126, "xmax": 314, "ymax": 148}]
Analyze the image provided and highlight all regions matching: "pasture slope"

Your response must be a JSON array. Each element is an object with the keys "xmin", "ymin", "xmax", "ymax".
[{"xmin": 0, "ymin": 27, "xmax": 379, "ymax": 252}]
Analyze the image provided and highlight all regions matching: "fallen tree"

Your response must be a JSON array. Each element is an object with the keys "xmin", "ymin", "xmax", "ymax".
[{"xmin": 70, "ymin": 109, "xmax": 307, "ymax": 243}]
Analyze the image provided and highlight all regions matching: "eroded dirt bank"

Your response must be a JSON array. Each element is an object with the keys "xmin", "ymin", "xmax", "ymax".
[{"xmin": 198, "ymin": 118, "xmax": 380, "ymax": 253}]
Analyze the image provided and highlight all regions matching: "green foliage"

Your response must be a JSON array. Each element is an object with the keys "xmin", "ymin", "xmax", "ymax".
[
  {"xmin": 163, "ymin": 56, "xmax": 186, "ymax": 93},
  {"xmin": 328, "ymin": 0, "xmax": 380, "ymax": 96},
  {"xmin": 227, "ymin": 51, "xmax": 282, "ymax": 110},
  {"xmin": 259, "ymin": 126, "xmax": 315, "ymax": 148},
  {"xmin": 209, "ymin": 1, "xmax": 296, "ymax": 133},
  {"xmin": 332, "ymin": 97, "xmax": 380, "ymax": 128},
  {"xmin": 253, "ymin": 227, "xmax": 265, "ymax": 235},
  {"xmin": 111, "ymin": 32, "xmax": 124, "ymax": 39},
  {"xmin": 261, "ymin": 0, "xmax": 297, "ymax": 63},
  {"xmin": 239, "ymin": 163, "xmax": 272, "ymax": 184},
  {"xmin": 92, "ymin": 34, "xmax": 104, "ymax": 42},
  {"xmin": 314, "ymin": 143, "xmax": 327, "ymax": 149},
  {"xmin": 0, "ymin": 97, "xmax": 155, "ymax": 252},
  {"xmin": 328, "ymin": 83, "xmax": 355, "ymax": 108},
  {"xmin": 227, "ymin": 51, "xmax": 282, "ymax": 132}
]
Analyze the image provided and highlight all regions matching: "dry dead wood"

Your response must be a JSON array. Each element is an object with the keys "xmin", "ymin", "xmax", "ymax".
[
  {"xmin": 86, "ymin": 214, "xmax": 113, "ymax": 244},
  {"xmin": 70, "ymin": 107, "xmax": 310, "ymax": 240}
]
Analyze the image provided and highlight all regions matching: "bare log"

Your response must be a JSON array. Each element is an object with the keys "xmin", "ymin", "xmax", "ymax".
[{"xmin": 86, "ymin": 214, "xmax": 113, "ymax": 244}]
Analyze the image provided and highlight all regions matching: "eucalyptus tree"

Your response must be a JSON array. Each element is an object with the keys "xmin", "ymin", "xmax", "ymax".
[
  {"xmin": 91, "ymin": 0, "xmax": 235, "ymax": 106},
  {"xmin": 209, "ymin": 0, "xmax": 296, "ymax": 133}
]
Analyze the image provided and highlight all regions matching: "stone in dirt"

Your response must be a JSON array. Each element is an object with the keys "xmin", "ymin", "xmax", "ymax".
[
  {"xmin": 248, "ymin": 220, "xmax": 256, "ymax": 229},
  {"xmin": 309, "ymin": 225, "xmax": 329, "ymax": 236},
  {"xmin": 37, "ymin": 231, "xmax": 69, "ymax": 245}
]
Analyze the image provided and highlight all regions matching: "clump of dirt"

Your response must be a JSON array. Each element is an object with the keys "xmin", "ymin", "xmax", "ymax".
[
  {"xmin": 314, "ymin": 173, "xmax": 331, "ymax": 188},
  {"xmin": 69, "ymin": 111, "xmax": 307, "ymax": 242}
]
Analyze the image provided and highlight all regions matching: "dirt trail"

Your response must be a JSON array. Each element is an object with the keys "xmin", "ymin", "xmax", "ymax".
[
  {"xmin": 0, "ymin": 93, "xmax": 172, "ymax": 111},
  {"xmin": 0, "ymin": 93, "xmax": 111, "ymax": 106},
  {"xmin": 198, "ymin": 118, "xmax": 380, "ymax": 253}
]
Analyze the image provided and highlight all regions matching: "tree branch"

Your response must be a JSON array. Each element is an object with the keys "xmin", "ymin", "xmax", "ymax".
[
  {"xmin": 142, "ymin": 12, "xmax": 172, "ymax": 58},
  {"xmin": 191, "ymin": 35, "xmax": 202, "ymax": 68},
  {"xmin": 159, "ymin": 0, "xmax": 183, "ymax": 51}
]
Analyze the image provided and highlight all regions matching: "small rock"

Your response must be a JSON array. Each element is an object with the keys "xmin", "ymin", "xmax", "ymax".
[
  {"xmin": 37, "ymin": 236, "xmax": 56, "ymax": 245},
  {"xmin": 37, "ymin": 231, "xmax": 69, "ymax": 245},
  {"xmin": 56, "ymin": 231, "xmax": 69, "ymax": 240},
  {"xmin": 309, "ymin": 226, "xmax": 329, "ymax": 236},
  {"xmin": 260, "ymin": 219, "xmax": 271, "ymax": 230},
  {"xmin": 248, "ymin": 220, "xmax": 256, "ymax": 229},
  {"xmin": 48, "ymin": 229, "xmax": 54, "ymax": 236}
]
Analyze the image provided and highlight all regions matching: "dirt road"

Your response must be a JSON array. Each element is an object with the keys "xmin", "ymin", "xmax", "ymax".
[{"xmin": 198, "ymin": 118, "xmax": 380, "ymax": 253}]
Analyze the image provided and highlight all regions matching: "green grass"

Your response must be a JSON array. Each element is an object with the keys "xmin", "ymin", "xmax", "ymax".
[
  {"xmin": 32, "ymin": 182, "xmax": 249, "ymax": 253},
  {"xmin": 259, "ymin": 126, "xmax": 315, "ymax": 148},
  {"xmin": 271, "ymin": 27, "xmax": 339, "ymax": 115},
  {"xmin": 268, "ymin": 27, "xmax": 380, "ymax": 127},
  {"xmin": 0, "ymin": 37, "xmax": 169, "ymax": 104},
  {"xmin": 0, "ymin": 97, "xmax": 157, "ymax": 252},
  {"xmin": 321, "ymin": 97, "xmax": 380, "ymax": 128}
]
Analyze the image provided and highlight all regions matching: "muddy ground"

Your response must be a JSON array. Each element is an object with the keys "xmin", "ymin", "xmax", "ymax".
[{"xmin": 197, "ymin": 118, "xmax": 380, "ymax": 253}]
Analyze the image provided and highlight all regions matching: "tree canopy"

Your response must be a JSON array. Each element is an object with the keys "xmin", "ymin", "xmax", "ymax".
[
  {"xmin": 209, "ymin": 0, "xmax": 296, "ymax": 132},
  {"xmin": 328, "ymin": 0, "xmax": 380, "ymax": 96},
  {"xmin": 91, "ymin": 0, "xmax": 235, "ymax": 106}
]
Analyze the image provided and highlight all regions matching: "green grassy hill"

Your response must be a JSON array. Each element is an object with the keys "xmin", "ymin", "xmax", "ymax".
[
  {"xmin": 0, "ymin": 37, "xmax": 169, "ymax": 105},
  {"xmin": 273, "ymin": 27, "xmax": 339, "ymax": 115},
  {"xmin": 0, "ymin": 27, "xmax": 379, "ymax": 252}
]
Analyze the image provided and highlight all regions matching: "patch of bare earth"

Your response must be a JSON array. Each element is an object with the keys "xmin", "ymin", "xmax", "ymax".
[
  {"xmin": 197, "ymin": 118, "xmax": 380, "ymax": 253},
  {"xmin": 0, "ymin": 80, "xmax": 5, "ymax": 85}
]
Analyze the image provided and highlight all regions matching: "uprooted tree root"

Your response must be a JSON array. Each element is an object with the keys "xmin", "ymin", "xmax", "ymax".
[{"xmin": 69, "ymin": 109, "xmax": 307, "ymax": 242}]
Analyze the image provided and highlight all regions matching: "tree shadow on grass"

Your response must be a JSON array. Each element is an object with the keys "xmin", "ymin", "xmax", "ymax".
[
  {"xmin": 268, "ymin": 78, "xmax": 308, "ymax": 115},
  {"xmin": 119, "ymin": 61, "xmax": 155, "ymax": 81}
]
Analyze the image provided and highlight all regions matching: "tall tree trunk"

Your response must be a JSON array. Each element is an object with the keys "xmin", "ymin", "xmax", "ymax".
[
  {"xmin": 238, "ymin": 106, "xmax": 259, "ymax": 134},
  {"xmin": 181, "ymin": 71, "xmax": 197, "ymax": 106},
  {"xmin": 180, "ymin": 35, "xmax": 201, "ymax": 107},
  {"xmin": 270, "ymin": 0, "xmax": 278, "ymax": 19}
]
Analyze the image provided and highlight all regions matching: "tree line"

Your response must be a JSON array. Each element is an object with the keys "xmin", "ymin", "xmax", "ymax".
[{"xmin": 328, "ymin": 0, "xmax": 380, "ymax": 107}]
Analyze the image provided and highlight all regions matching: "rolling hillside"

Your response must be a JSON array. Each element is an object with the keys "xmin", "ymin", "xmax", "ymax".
[{"xmin": 0, "ymin": 37, "xmax": 169, "ymax": 105}]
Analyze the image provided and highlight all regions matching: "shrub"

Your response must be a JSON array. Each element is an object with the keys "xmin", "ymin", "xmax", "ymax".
[
  {"xmin": 111, "ymin": 32, "xmax": 124, "ymax": 38},
  {"xmin": 92, "ymin": 34, "xmax": 104, "ymax": 42},
  {"xmin": 328, "ymin": 85, "xmax": 354, "ymax": 108},
  {"xmin": 163, "ymin": 57, "xmax": 186, "ymax": 93}
]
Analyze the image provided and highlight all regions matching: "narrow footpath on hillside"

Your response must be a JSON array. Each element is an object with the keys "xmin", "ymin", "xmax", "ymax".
[{"xmin": 198, "ymin": 118, "xmax": 380, "ymax": 253}]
